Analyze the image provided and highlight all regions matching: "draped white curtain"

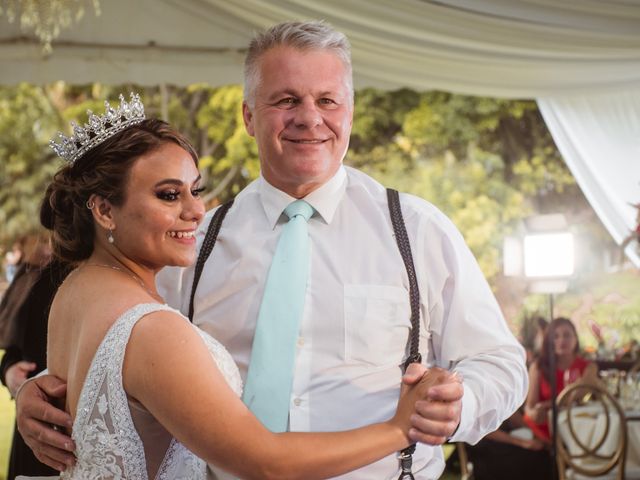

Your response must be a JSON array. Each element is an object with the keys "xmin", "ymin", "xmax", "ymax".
[
  {"xmin": 2, "ymin": 0, "xmax": 639, "ymax": 263},
  {"xmin": 538, "ymin": 89, "xmax": 640, "ymax": 266}
]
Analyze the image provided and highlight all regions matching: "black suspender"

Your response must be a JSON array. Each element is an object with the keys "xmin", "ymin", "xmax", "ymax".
[
  {"xmin": 187, "ymin": 188, "xmax": 422, "ymax": 477},
  {"xmin": 187, "ymin": 199, "xmax": 234, "ymax": 322},
  {"xmin": 387, "ymin": 188, "xmax": 422, "ymax": 368},
  {"xmin": 387, "ymin": 188, "xmax": 422, "ymax": 479}
]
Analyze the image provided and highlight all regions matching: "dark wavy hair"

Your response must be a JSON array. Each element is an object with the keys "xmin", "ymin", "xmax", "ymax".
[
  {"xmin": 40, "ymin": 118, "xmax": 198, "ymax": 263},
  {"xmin": 536, "ymin": 317, "xmax": 580, "ymax": 383}
]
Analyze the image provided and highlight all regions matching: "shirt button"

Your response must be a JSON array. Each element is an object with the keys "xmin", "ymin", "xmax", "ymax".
[
  {"xmin": 297, "ymin": 337, "xmax": 305, "ymax": 347},
  {"xmin": 293, "ymin": 398, "xmax": 302, "ymax": 406}
]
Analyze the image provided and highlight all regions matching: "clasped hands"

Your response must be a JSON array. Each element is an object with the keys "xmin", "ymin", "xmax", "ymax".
[
  {"xmin": 397, "ymin": 364, "xmax": 463, "ymax": 445},
  {"xmin": 16, "ymin": 365, "xmax": 463, "ymax": 472}
]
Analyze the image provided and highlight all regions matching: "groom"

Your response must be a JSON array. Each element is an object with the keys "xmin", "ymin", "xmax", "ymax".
[{"xmin": 17, "ymin": 20, "xmax": 527, "ymax": 479}]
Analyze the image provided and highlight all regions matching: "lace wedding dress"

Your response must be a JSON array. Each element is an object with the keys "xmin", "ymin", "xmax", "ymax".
[{"xmin": 20, "ymin": 303, "xmax": 243, "ymax": 480}]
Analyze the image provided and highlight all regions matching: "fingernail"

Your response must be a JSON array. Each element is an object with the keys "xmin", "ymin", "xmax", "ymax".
[
  {"xmin": 65, "ymin": 442, "xmax": 72, "ymax": 451},
  {"xmin": 66, "ymin": 419, "xmax": 73, "ymax": 428}
]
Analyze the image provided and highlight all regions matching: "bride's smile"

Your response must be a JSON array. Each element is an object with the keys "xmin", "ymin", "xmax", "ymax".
[{"xmin": 105, "ymin": 141, "xmax": 205, "ymax": 272}]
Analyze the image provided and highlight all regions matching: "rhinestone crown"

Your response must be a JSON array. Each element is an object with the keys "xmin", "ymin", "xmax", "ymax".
[{"xmin": 50, "ymin": 92, "xmax": 145, "ymax": 164}]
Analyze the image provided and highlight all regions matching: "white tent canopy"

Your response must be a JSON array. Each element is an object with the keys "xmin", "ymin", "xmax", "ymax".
[
  {"xmin": 2, "ymin": 0, "xmax": 640, "ymax": 95},
  {"xmin": 2, "ymin": 0, "xmax": 639, "ymax": 264}
]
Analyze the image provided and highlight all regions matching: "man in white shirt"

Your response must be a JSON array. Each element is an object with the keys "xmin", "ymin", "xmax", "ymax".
[{"xmin": 17, "ymin": 20, "xmax": 527, "ymax": 479}]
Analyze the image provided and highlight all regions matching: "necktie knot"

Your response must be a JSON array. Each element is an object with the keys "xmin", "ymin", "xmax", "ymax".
[{"xmin": 284, "ymin": 200, "xmax": 314, "ymax": 222}]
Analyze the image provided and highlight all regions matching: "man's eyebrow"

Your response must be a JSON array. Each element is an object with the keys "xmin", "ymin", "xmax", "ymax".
[{"xmin": 267, "ymin": 89, "xmax": 298, "ymax": 100}]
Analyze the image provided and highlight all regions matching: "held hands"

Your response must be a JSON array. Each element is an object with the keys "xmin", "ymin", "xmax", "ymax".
[
  {"xmin": 16, "ymin": 375, "xmax": 76, "ymax": 472},
  {"xmin": 5, "ymin": 361, "xmax": 37, "ymax": 398},
  {"xmin": 394, "ymin": 364, "xmax": 463, "ymax": 446}
]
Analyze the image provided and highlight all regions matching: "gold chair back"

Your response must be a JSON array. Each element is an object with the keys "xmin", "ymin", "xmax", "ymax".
[{"xmin": 556, "ymin": 382, "xmax": 627, "ymax": 480}]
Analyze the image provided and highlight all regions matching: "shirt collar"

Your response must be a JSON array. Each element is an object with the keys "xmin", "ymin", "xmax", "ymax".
[{"xmin": 258, "ymin": 166, "xmax": 347, "ymax": 229}]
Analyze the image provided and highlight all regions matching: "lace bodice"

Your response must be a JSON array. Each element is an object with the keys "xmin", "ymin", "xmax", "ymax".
[{"xmin": 61, "ymin": 303, "xmax": 242, "ymax": 480}]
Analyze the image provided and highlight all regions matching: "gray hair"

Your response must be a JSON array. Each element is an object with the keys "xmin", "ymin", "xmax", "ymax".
[{"xmin": 243, "ymin": 20, "xmax": 353, "ymax": 107}]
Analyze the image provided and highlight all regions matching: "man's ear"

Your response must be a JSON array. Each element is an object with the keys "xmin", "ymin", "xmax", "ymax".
[
  {"xmin": 88, "ymin": 194, "xmax": 116, "ymax": 231},
  {"xmin": 242, "ymin": 101, "xmax": 255, "ymax": 137}
]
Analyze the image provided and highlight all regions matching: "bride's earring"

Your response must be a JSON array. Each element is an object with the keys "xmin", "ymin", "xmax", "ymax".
[{"xmin": 107, "ymin": 229, "xmax": 115, "ymax": 244}]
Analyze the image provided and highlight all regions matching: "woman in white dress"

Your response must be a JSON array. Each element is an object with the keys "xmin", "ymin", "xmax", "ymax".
[{"xmin": 27, "ymin": 94, "xmax": 440, "ymax": 479}]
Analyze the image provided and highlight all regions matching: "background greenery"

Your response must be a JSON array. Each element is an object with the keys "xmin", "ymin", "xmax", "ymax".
[{"xmin": 2, "ymin": 83, "xmax": 629, "ymax": 326}]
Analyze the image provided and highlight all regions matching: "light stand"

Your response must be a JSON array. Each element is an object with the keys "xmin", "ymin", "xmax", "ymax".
[
  {"xmin": 548, "ymin": 293, "xmax": 558, "ymax": 480},
  {"xmin": 504, "ymin": 214, "xmax": 575, "ymax": 480}
]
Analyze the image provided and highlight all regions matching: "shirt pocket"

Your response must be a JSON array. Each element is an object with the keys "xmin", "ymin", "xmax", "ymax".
[{"xmin": 344, "ymin": 284, "xmax": 412, "ymax": 367}]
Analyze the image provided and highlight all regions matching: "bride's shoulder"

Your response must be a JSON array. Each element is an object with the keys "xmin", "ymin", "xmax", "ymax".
[
  {"xmin": 122, "ymin": 305, "xmax": 211, "ymax": 393},
  {"xmin": 126, "ymin": 305, "xmax": 197, "ymax": 349}
]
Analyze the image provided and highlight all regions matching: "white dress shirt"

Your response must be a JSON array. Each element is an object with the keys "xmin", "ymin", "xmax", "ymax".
[{"xmin": 157, "ymin": 166, "xmax": 528, "ymax": 480}]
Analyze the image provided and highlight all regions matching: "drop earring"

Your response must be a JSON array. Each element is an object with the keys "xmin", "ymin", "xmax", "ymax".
[{"xmin": 107, "ymin": 229, "xmax": 115, "ymax": 244}]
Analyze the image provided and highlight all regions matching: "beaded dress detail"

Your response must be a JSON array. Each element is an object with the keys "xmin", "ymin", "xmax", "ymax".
[{"xmin": 60, "ymin": 303, "xmax": 242, "ymax": 480}]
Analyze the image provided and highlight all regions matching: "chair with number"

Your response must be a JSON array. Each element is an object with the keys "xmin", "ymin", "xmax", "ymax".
[{"xmin": 555, "ymin": 382, "xmax": 627, "ymax": 480}]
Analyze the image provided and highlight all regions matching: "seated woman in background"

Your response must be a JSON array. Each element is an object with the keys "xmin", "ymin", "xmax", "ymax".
[{"xmin": 524, "ymin": 317, "xmax": 598, "ymax": 442}]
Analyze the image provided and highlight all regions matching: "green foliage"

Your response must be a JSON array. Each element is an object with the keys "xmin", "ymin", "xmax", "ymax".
[
  {"xmin": 0, "ymin": 83, "xmax": 581, "ymax": 283},
  {"xmin": 349, "ymin": 90, "xmax": 576, "ymax": 280},
  {"xmin": 1, "ymin": 82, "xmax": 636, "ymax": 341},
  {"xmin": 196, "ymin": 85, "xmax": 259, "ymax": 200},
  {"xmin": 0, "ymin": 84, "xmax": 64, "ymax": 244}
]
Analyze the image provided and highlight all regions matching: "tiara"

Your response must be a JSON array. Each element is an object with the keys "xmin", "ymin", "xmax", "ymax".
[{"xmin": 50, "ymin": 92, "xmax": 146, "ymax": 164}]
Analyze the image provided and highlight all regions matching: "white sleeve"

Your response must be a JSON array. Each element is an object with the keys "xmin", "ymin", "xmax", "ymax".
[
  {"xmin": 156, "ymin": 265, "xmax": 189, "ymax": 313},
  {"xmin": 415, "ymin": 206, "xmax": 528, "ymax": 444}
]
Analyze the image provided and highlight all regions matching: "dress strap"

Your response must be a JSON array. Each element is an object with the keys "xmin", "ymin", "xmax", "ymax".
[{"xmin": 387, "ymin": 188, "xmax": 422, "ymax": 479}]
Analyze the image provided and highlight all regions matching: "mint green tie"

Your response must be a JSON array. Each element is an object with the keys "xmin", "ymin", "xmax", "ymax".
[{"xmin": 242, "ymin": 200, "xmax": 314, "ymax": 432}]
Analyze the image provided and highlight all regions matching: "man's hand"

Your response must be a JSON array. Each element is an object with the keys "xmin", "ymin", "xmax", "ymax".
[
  {"xmin": 16, "ymin": 375, "xmax": 75, "ymax": 472},
  {"xmin": 402, "ymin": 366, "xmax": 463, "ymax": 445},
  {"xmin": 5, "ymin": 361, "xmax": 37, "ymax": 398}
]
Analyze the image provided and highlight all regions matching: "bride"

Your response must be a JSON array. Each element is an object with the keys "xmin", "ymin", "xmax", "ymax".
[{"xmin": 24, "ymin": 93, "xmax": 443, "ymax": 479}]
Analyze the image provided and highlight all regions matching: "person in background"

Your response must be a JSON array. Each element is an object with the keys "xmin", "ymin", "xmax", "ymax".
[
  {"xmin": 524, "ymin": 317, "xmax": 598, "ymax": 442},
  {"xmin": 0, "ymin": 232, "xmax": 72, "ymax": 479},
  {"xmin": 520, "ymin": 315, "xmax": 549, "ymax": 367},
  {"xmin": 0, "ymin": 232, "xmax": 53, "ymax": 350},
  {"xmin": 3, "ymin": 237, "xmax": 26, "ymax": 283}
]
